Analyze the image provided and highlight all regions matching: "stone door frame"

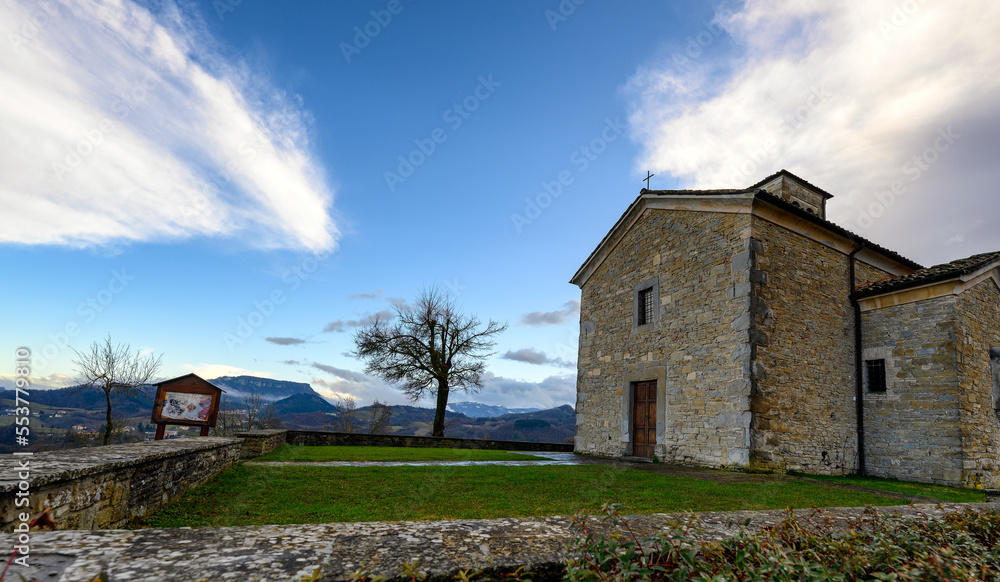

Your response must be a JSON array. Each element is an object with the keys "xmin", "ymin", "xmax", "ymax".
[{"xmin": 621, "ymin": 366, "xmax": 667, "ymax": 458}]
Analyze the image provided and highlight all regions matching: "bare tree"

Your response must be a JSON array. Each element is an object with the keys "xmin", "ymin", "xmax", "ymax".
[
  {"xmin": 211, "ymin": 391, "xmax": 280, "ymax": 436},
  {"xmin": 331, "ymin": 396, "xmax": 360, "ymax": 433},
  {"xmin": 352, "ymin": 288, "xmax": 507, "ymax": 437},
  {"xmin": 72, "ymin": 335, "xmax": 162, "ymax": 446},
  {"xmin": 367, "ymin": 399, "xmax": 393, "ymax": 435}
]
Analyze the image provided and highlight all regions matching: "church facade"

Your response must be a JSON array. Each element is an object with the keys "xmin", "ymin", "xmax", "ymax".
[{"xmin": 571, "ymin": 170, "xmax": 1000, "ymax": 488}]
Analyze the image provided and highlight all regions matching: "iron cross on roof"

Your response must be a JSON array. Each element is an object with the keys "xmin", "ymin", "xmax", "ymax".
[{"xmin": 643, "ymin": 171, "xmax": 654, "ymax": 189}]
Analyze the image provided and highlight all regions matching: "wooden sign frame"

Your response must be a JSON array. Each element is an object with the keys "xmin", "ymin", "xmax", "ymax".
[{"xmin": 150, "ymin": 374, "xmax": 223, "ymax": 439}]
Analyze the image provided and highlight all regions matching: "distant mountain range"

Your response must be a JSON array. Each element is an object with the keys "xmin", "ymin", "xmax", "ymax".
[
  {"xmin": 446, "ymin": 401, "xmax": 542, "ymax": 418},
  {"xmin": 209, "ymin": 376, "xmax": 318, "ymax": 400},
  {"xmin": 0, "ymin": 375, "xmax": 575, "ymax": 444},
  {"xmin": 271, "ymin": 392, "xmax": 336, "ymax": 416}
]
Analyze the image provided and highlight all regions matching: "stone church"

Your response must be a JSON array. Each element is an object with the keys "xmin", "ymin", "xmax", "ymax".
[{"xmin": 571, "ymin": 170, "xmax": 1000, "ymax": 488}]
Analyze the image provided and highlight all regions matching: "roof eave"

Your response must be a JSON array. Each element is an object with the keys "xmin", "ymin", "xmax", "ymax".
[{"xmin": 855, "ymin": 257, "xmax": 1000, "ymax": 299}]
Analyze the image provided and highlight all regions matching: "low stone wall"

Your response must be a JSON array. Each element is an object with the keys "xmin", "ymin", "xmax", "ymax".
[
  {"xmin": 235, "ymin": 429, "xmax": 288, "ymax": 458},
  {"xmin": 0, "ymin": 437, "xmax": 241, "ymax": 531},
  {"xmin": 285, "ymin": 431, "xmax": 573, "ymax": 452},
  {"xmin": 1, "ymin": 503, "xmax": 992, "ymax": 581}
]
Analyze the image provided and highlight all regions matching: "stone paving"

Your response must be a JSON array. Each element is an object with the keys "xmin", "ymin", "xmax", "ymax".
[{"xmin": 2, "ymin": 503, "xmax": 995, "ymax": 581}]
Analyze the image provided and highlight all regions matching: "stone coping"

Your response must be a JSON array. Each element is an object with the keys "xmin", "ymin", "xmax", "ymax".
[
  {"xmin": 234, "ymin": 429, "xmax": 288, "ymax": 438},
  {"xmin": 0, "ymin": 438, "xmax": 241, "ymax": 492},
  {"xmin": 285, "ymin": 431, "xmax": 574, "ymax": 453},
  {"xmin": 1, "ymin": 503, "xmax": 993, "ymax": 581}
]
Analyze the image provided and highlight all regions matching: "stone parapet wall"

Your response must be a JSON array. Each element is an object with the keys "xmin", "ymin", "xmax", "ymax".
[
  {"xmin": 0, "ymin": 438, "xmax": 241, "ymax": 531},
  {"xmin": 1, "ymin": 503, "xmax": 989, "ymax": 581},
  {"xmin": 575, "ymin": 209, "xmax": 752, "ymax": 466},
  {"xmin": 235, "ymin": 429, "xmax": 288, "ymax": 458},
  {"xmin": 285, "ymin": 431, "xmax": 573, "ymax": 452},
  {"xmin": 861, "ymin": 295, "xmax": 963, "ymax": 485}
]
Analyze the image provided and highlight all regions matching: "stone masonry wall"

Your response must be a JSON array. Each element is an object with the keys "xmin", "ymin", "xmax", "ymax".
[
  {"xmin": 750, "ymin": 216, "xmax": 894, "ymax": 474},
  {"xmin": 861, "ymin": 295, "xmax": 963, "ymax": 485},
  {"xmin": 956, "ymin": 280, "xmax": 1000, "ymax": 488},
  {"xmin": 285, "ymin": 431, "xmax": 573, "ymax": 452},
  {"xmin": 235, "ymin": 429, "xmax": 288, "ymax": 458},
  {"xmin": 0, "ymin": 438, "xmax": 241, "ymax": 531},
  {"xmin": 575, "ymin": 208, "xmax": 753, "ymax": 467}
]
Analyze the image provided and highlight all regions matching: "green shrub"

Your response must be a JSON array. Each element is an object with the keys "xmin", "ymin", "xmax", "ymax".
[{"xmin": 566, "ymin": 503, "xmax": 1000, "ymax": 581}]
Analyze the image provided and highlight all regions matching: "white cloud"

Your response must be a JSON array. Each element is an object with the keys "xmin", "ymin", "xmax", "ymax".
[
  {"xmin": 627, "ymin": 0, "xmax": 1000, "ymax": 264},
  {"xmin": 501, "ymin": 348, "xmax": 575, "ymax": 369},
  {"xmin": 477, "ymin": 372, "xmax": 576, "ymax": 410},
  {"xmin": 519, "ymin": 300, "xmax": 580, "ymax": 327},
  {"xmin": 0, "ymin": 373, "xmax": 74, "ymax": 389},
  {"xmin": 309, "ymin": 368, "xmax": 576, "ymax": 410},
  {"xmin": 0, "ymin": 0, "xmax": 337, "ymax": 251},
  {"xmin": 310, "ymin": 375, "xmax": 406, "ymax": 406},
  {"xmin": 350, "ymin": 289, "xmax": 383, "ymax": 300},
  {"xmin": 265, "ymin": 336, "xmax": 307, "ymax": 346}
]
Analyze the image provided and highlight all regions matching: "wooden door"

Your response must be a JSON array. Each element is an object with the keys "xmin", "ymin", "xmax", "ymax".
[{"xmin": 632, "ymin": 381, "xmax": 657, "ymax": 458}]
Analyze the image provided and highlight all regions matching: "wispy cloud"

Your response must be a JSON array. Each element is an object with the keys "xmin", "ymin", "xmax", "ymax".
[
  {"xmin": 519, "ymin": 300, "xmax": 580, "ymax": 327},
  {"xmin": 0, "ymin": 0, "xmax": 337, "ymax": 251},
  {"xmin": 0, "ymin": 373, "xmax": 75, "ymax": 390},
  {"xmin": 626, "ymin": 0, "xmax": 1000, "ymax": 263},
  {"xmin": 323, "ymin": 310, "xmax": 394, "ymax": 333},
  {"xmin": 477, "ymin": 372, "xmax": 575, "ymax": 410},
  {"xmin": 349, "ymin": 289, "xmax": 383, "ymax": 300},
  {"xmin": 311, "ymin": 362, "xmax": 368, "ymax": 382},
  {"xmin": 265, "ymin": 337, "xmax": 306, "ymax": 346},
  {"xmin": 501, "ymin": 348, "xmax": 575, "ymax": 369}
]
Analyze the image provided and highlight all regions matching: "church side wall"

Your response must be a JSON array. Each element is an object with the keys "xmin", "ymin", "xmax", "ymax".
[
  {"xmin": 956, "ymin": 280, "xmax": 1000, "ymax": 488},
  {"xmin": 862, "ymin": 296, "xmax": 963, "ymax": 485},
  {"xmin": 575, "ymin": 209, "xmax": 751, "ymax": 466},
  {"xmin": 749, "ymin": 217, "xmax": 892, "ymax": 474}
]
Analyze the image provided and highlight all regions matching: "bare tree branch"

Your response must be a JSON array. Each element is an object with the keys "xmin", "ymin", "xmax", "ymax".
[
  {"xmin": 71, "ymin": 335, "xmax": 162, "ymax": 446},
  {"xmin": 366, "ymin": 399, "xmax": 393, "ymax": 435},
  {"xmin": 331, "ymin": 396, "xmax": 360, "ymax": 433},
  {"xmin": 211, "ymin": 391, "xmax": 281, "ymax": 436},
  {"xmin": 351, "ymin": 287, "xmax": 507, "ymax": 436}
]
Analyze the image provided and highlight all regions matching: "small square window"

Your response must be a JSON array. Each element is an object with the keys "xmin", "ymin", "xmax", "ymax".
[
  {"xmin": 866, "ymin": 359, "xmax": 886, "ymax": 393},
  {"xmin": 637, "ymin": 287, "xmax": 653, "ymax": 326}
]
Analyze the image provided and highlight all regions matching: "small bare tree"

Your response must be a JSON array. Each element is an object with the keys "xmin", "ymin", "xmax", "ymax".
[
  {"xmin": 72, "ymin": 335, "xmax": 162, "ymax": 446},
  {"xmin": 352, "ymin": 288, "xmax": 507, "ymax": 437},
  {"xmin": 367, "ymin": 399, "xmax": 393, "ymax": 435},
  {"xmin": 331, "ymin": 396, "xmax": 360, "ymax": 433},
  {"xmin": 211, "ymin": 391, "xmax": 280, "ymax": 436}
]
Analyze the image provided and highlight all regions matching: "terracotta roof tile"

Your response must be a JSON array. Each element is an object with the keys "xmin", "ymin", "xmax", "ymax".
[{"xmin": 855, "ymin": 251, "xmax": 1000, "ymax": 297}]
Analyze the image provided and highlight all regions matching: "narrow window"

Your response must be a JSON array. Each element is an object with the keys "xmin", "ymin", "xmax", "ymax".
[
  {"xmin": 637, "ymin": 287, "xmax": 653, "ymax": 326},
  {"xmin": 866, "ymin": 359, "xmax": 886, "ymax": 393}
]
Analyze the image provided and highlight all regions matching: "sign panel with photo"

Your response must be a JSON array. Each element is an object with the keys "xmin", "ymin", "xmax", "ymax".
[
  {"xmin": 161, "ymin": 391, "xmax": 213, "ymax": 422},
  {"xmin": 150, "ymin": 374, "xmax": 223, "ymax": 439}
]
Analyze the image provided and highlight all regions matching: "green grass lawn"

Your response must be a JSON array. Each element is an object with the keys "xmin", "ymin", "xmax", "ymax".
[
  {"xmin": 792, "ymin": 472, "xmax": 985, "ymax": 503},
  {"xmin": 254, "ymin": 445, "xmax": 547, "ymax": 462},
  {"xmin": 143, "ymin": 464, "xmax": 906, "ymax": 528}
]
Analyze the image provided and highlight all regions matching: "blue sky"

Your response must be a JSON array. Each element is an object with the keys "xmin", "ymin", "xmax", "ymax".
[{"xmin": 2, "ymin": 0, "xmax": 999, "ymax": 409}]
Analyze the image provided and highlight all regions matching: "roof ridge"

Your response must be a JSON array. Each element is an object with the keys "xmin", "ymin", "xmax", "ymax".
[{"xmin": 748, "ymin": 169, "xmax": 835, "ymax": 199}]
